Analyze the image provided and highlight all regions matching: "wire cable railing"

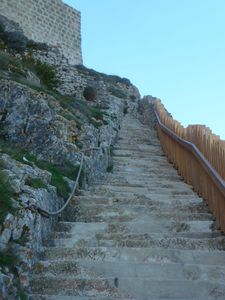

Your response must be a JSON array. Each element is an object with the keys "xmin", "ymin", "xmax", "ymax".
[{"xmin": 28, "ymin": 146, "xmax": 111, "ymax": 218}]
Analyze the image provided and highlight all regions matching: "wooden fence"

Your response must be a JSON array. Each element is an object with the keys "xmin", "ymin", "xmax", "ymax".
[{"xmin": 154, "ymin": 99, "xmax": 225, "ymax": 232}]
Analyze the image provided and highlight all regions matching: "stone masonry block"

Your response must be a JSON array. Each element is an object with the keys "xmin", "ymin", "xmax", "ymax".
[{"xmin": 0, "ymin": 0, "xmax": 82, "ymax": 65}]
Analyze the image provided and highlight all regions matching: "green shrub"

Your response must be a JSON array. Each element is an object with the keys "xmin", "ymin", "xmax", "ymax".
[
  {"xmin": 83, "ymin": 86, "xmax": 97, "ymax": 101},
  {"xmin": 90, "ymin": 106, "xmax": 108, "ymax": 121},
  {"xmin": 0, "ymin": 139, "xmax": 35, "ymax": 166},
  {"xmin": 0, "ymin": 23, "xmax": 28, "ymax": 51},
  {"xmin": 107, "ymin": 165, "xmax": 113, "ymax": 172},
  {"xmin": 0, "ymin": 169, "xmax": 16, "ymax": 224},
  {"xmin": 123, "ymin": 107, "xmax": 128, "ymax": 114},
  {"xmin": 4, "ymin": 32, "xmax": 28, "ymax": 51},
  {"xmin": 25, "ymin": 178, "xmax": 48, "ymax": 189},
  {"xmin": 0, "ymin": 51, "xmax": 25, "ymax": 76},
  {"xmin": 0, "ymin": 248, "xmax": 18, "ymax": 268},
  {"xmin": 33, "ymin": 160, "xmax": 84, "ymax": 198},
  {"xmin": 108, "ymin": 86, "xmax": 127, "ymax": 99},
  {"xmin": 0, "ymin": 138, "xmax": 84, "ymax": 198},
  {"xmin": 25, "ymin": 57, "xmax": 60, "ymax": 89}
]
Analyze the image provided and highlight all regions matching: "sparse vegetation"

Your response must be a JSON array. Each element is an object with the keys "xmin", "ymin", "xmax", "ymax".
[
  {"xmin": 0, "ymin": 138, "xmax": 84, "ymax": 198},
  {"xmin": 108, "ymin": 86, "xmax": 127, "ymax": 99},
  {"xmin": 107, "ymin": 165, "xmax": 113, "ymax": 172},
  {"xmin": 25, "ymin": 56, "xmax": 60, "ymax": 89},
  {"xmin": 90, "ymin": 106, "xmax": 108, "ymax": 121},
  {"xmin": 76, "ymin": 65, "xmax": 131, "ymax": 86},
  {"xmin": 0, "ymin": 168, "xmax": 16, "ymax": 224},
  {"xmin": 0, "ymin": 51, "xmax": 25, "ymax": 76},
  {"xmin": 0, "ymin": 248, "xmax": 18, "ymax": 268},
  {"xmin": 83, "ymin": 86, "xmax": 97, "ymax": 101},
  {"xmin": 25, "ymin": 177, "xmax": 48, "ymax": 190},
  {"xmin": 123, "ymin": 107, "xmax": 128, "ymax": 114},
  {"xmin": 15, "ymin": 225, "xmax": 30, "ymax": 246}
]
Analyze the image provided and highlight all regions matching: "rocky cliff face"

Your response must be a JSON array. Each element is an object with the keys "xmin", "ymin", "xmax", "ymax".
[{"xmin": 0, "ymin": 16, "xmax": 140, "ymax": 299}]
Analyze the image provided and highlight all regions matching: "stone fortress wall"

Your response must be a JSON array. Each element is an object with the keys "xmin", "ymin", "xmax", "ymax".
[{"xmin": 0, "ymin": 0, "xmax": 82, "ymax": 65}]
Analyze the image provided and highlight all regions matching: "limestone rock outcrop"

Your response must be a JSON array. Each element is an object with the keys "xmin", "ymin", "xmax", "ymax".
[{"xmin": 0, "ymin": 16, "xmax": 140, "ymax": 299}]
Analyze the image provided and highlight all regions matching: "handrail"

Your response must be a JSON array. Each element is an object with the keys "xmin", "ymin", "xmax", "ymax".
[
  {"xmin": 153, "ymin": 102, "xmax": 225, "ymax": 231},
  {"xmin": 28, "ymin": 146, "xmax": 110, "ymax": 218},
  {"xmin": 154, "ymin": 109, "xmax": 225, "ymax": 198}
]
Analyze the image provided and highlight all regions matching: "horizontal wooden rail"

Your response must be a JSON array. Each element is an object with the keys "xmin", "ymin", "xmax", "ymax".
[{"xmin": 154, "ymin": 100, "xmax": 225, "ymax": 232}]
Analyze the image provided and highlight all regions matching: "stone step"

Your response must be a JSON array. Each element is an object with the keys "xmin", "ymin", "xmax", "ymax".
[
  {"xmin": 95, "ymin": 174, "xmax": 183, "ymax": 184},
  {"xmin": 70, "ymin": 197, "xmax": 209, "ymax": 214},
  {"xmin": 42, "ymin": 246, "xmax": 225, "ymax": 266},
  {"xmin": 34, "ymin": 260, "xmax": 225, "ymax": 284},
  {"xmin": 112, "ymin": 165, "xmax": 179, "ymax": 176},
  {"xmin": 45, "ymin": 235, "xmax": 225, "ymax": 250},
  {"xmin": 112, "ymin": 278, "xmax": 225, "ymax": 299},
  {"xmin": 66, "ymin": 212, "xmax": 213, "ymax": 223},
  {"xmin": 69, "ymin": 202, "xmax": 211, "ymax": 215},
  {"xmin": 55, "ymin": 219, "xmax": 217, "ymax": 237},
  {"xmin": 30, "ymin": 295, "xmax": 135, "ymax": 300},
  {"xmin": 55, "ymin": 218, "xmax": 217, "ymax": 236},
  {"xmin": 112, "ymin": 155, "xmax": 167, "ymax": 162},
  {"xmin": 30, "ymin": 276, "xmax": 130, "ymax": 298},
  {"xmin": 113, "ymin": 144, "xmax": 162, "ymax": 152},
  {"xmin": 56, "ymin": 218, "xmax": 215, "ymax": 233},
  {"xmin": 30, "ymin": 276, "xmax": 225, "ymax": 299},
  {"xmin": 52, "ymin": 231, "xmax": 221, "ymax": 240},
  {"xmin": 112, "ymin": 149, "xmax": 162, "ymax": 156},
  {"xmin": 87, "ymin": 184, "xmax": 196, "ymax": 196},
  {"xmin": 112, "ymin": 161, "xmax": 175, "ymax": 170},
  {"xmin": 75, "ymin": 194, "xmax": 205, "ymax": 206}
]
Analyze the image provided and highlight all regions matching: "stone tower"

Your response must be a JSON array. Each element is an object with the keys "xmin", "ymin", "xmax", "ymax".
[{"xmin": 0, "ymin": 0, "xmax": 82, "ymax": 65}]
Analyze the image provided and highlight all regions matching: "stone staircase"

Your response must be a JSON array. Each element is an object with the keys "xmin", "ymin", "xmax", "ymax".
[{"xmin": 30, "ymin": 113, "xmax": 225, "ymax": 300}]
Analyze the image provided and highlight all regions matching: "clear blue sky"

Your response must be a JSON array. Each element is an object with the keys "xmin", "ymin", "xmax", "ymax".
[{"xmin": 64, "ymin": 0, "xmax": 225, "ymax": 140}]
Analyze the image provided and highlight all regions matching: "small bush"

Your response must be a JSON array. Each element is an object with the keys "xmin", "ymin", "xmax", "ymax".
[
  {"xmin": 107, "ymin": 165, "xmax": 113, "ymax": 172},
  {"xmin": 25, "ymin": 178, "xmax": 48, "ymax": 189},
  {"xmin": 0, "ymin": 51, "xmax": 25, "ymax": 76},
  {"xmin": 23, "ymin": 56, "xmax": 60, "ymax": 89},
  {"xmin": 123, "ymin": 107, "xmax": 128, "ymax": 114},
  {"xmin": 0, "ymin": 24, "xmax": 28, "ymax": 51},
  {"xmin": 108, "ymin": 86, "xmax": 127, "ymax": 99},
  {"xmin": 83, "ymin": 86, "xmax": 97, "ymax": 101},
  {"xmin": 0, "ymin": 248, "xmax": 18, "ymax": 268},
  {"xmin": 130, "ymin": 95, "xmax": 136, "ymax": 101},
  {"xmin": 0, "ymin": 169, "xmax": 16, "ymax": 224},
  {"xmin": 4, "ymin": 31, "xmax": 28, "ymax": 51},
  {"xmin": 90, "ymin": 106, "xmax": 107, "ymax": 121}
]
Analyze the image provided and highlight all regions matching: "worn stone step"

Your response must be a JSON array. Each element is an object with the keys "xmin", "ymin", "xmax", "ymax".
[
  {"xmin": 70, "ymin": 198, "xmax": 209, "ymax": 215},
  {"xmin": 95, "ymin": 174, "xmax": 183, "ymax": 185},
  {"xmin": 45, "ymin": 235, "xmax": 225, "ymax": 250},
  {"xmin": 75, "ymin": 193, "xmax": 205, "ymax": 206},
  {"xmin": 114, "ymin": 278, "xmax": 225, "ymax": 299},
  {"xmin": 55, "ymin": 219, "xmax": 217, "ymax": 238},
  {"xmin": 42, "ymin": 246, "xmax": 225, "ymax": 266},
  {"xmin": 67, "ymin": 212, "xmax": 213, "ymax": 223},
  {"xmin": 112, "ymin": 162, "xmax": 177, "ymax": 172},
  {"xmin": 34, "ymin": 260, "xmax": 225, "ymax": 284},
  {"xmin": 87, "ymin": 184, "xmax": 196, "ymax": 196},
  {"xmin": 112, "ymin": 165, "xmax": 179, "ymax": 176},
  {"xmin": 30, "ymin": 276, "xmax": 225, "ymax": 299},
  {"xmin": 30, "ymin": 276, "xmax": 130, "ymax": 298},
  {"xmin": 30, "ymin": 295, "xmax": 135, "ymax": 300},
  {"xmin": 112, "ymin": 148, "xmax": 162, "ymax": 156},
  {"xmin": 66, "ymin": 203, "xmax": 213, "ymax": 222},
  {"xmin": 113, "ymin": 145, "xmax": 161, "ymax": 152}
]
